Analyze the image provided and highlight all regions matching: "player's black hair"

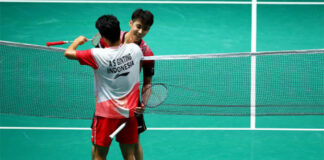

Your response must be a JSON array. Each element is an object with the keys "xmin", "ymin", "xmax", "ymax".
[
  {"xmin": 96, "ymin": 15, "xmax": 121, "ymax": 43},
  {"xmin": 132, "ymin": 9, "xmax": 154, "ymax": 27}
]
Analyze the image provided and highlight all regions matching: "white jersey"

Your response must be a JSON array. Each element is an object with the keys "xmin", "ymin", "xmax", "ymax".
[{"xmin": 76, "ymin": 43, "xmax": 143, "ymax": 118}]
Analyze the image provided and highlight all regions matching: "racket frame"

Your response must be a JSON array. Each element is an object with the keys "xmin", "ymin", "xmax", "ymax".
[
  {"xmin": 46, "ymin": 33, "xmax": 101, "ymax": 47},
  {"xmin": 109, "ymin": 83, "xmax": 168, "ymax": 139},
  {"xmin": 142, "ymin": 83, "xmax": 168, "ymax": 108}
]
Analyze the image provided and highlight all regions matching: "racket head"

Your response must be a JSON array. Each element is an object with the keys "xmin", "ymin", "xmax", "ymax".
[
  {"xmin": 91, "ymin": 33, "xmax": 101, "ymax": 47},
  {"xmin": 142, "ymin": 83, "xmax": 168, "ymax": 108}
]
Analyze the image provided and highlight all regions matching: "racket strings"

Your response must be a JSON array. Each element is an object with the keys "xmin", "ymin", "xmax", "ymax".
[
  {"xmin": 91, "ymin": 33, "xmax": 101, "ymax": 46},
  {"xmin": 145, "ymin": 84, "xmax": 168, "ymax": 108}
]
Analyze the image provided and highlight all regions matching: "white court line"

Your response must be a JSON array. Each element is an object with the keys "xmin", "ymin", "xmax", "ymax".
[
  {"xmin": 150, "ymin": 128, "xmax": 324, "ymax": 131},
  {"xmin": 0, "ymin": 0, "xmax": 252, "ymax": 4},
  {"xmin": 0, "ymin": 0, "xmax": 324, "ymax": 5},
  {"xmin": 250, "ymin": 0, "xmax": 257, "ymax": 129},
  {"xmin": 258, "ymin": 2, "xmax": 324, "ymax": 5},
  {"xmin": 1, "ymin": 127, "xmax": 323, "ymax": 131},
  {"xmin": 0, "ymin": 127, "xmax": 91, "ymax": 130}
]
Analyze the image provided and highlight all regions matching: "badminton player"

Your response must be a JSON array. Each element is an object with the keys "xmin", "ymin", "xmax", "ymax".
[
  {"xmin": 64, "ymin": 15, "xmax": 143, "ymax": 160},
  {"xmin": 97, "ymin": 9, "xmax": 154, "ymax": 160}
]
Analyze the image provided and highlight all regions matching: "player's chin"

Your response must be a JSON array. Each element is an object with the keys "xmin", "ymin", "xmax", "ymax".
[{"xmin": 136, "ymin": 35, "xmax": 143, "ymax": 40}]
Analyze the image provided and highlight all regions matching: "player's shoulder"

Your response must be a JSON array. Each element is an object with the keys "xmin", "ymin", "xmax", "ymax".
[
  {"xmin": 126, "ymin": 43, "xmax": 141, "ymax": 51},
  {"xmin": 125, "ymin": 43, "xmax": 143, "ymax": 58},
  {"xmin": 91, "ymin": 48, "xmax": 105, "ymax": 54},
  {"xmin": 140, "ymin": 39, "xmax": 149, "ymax": 46},
  {"xmin": 139, "ymin": 40, "xmax": 154, "ymax": 56},
  {"xmin": 90, "ymin": 48, "xmax": 113, "ymax": 57},
  {"xmin": 126, "ymin": 42, "xmax": 138, "ymax": 47}
]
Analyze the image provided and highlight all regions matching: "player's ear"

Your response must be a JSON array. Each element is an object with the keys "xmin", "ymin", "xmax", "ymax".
[{"xmin": 129, "ymin": 20, "xmax": 133, "ymax": 27}]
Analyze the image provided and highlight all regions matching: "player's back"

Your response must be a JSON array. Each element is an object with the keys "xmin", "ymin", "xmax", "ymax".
[{"xmin": 91, "ymin": 43, "xmax": 143, "ymax": 118}]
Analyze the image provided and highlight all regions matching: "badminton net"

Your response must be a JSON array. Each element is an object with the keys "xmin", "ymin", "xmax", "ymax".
[{"xmin": 0, "ymin": 40, "xmax": 323, "ymax": 119}]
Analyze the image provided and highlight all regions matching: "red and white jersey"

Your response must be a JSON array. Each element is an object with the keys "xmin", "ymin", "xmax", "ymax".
[
  {"xmin": 76, "ymin": 43, "xmax": 143, "ymax": 118},
  {"xmin": 99, "ymin": 31, "xmax": 154, "ymax": 76}
]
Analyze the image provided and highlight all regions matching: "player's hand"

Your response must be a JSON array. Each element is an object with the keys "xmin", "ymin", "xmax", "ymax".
[
  {"xmin": 74, "ymin": 36, "xmax": 88, "ymax": 45},
  {"xmin": 135, "ymin": 103, "xmax": 145, "ymax": 114}
]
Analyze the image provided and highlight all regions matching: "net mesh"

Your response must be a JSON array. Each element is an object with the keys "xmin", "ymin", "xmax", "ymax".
[
  {"xmin": 0, "ymin": 41, "xmax": 94, "ymax": 119},
  {"xmin": 1, "ymin": 40, "xmax": 323, "ymax": 119}
]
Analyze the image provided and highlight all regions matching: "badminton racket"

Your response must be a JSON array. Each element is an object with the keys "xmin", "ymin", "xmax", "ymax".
[
  {"xmin": 46, "ymin": 33, "xmax": 101, "ymax": 47},
  {"xmin": 109, "ymin": 83, "xmax": 168, "ymax": 139}
]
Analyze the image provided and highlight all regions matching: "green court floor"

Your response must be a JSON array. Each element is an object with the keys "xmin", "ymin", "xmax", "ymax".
[{"xmin": 1, "ymin": 1, "xmax": 324, "ymax": 160}]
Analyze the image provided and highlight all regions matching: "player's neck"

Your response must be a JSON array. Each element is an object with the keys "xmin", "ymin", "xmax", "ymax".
[
  {"xmin": 124, "ymin": 32, "xmax": 140, "ymax": 44},
  {"xmin": 108, "ymin": 40, "xmax": 121, "ymax": 47}
]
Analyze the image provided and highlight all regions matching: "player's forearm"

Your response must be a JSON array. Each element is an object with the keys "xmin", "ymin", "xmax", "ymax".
[
  {"xmin": 65, "ymin": 36, "xmax": 87, "ymax": 60},
  {"xmin": 142, "ymin": 76, "xmax": 152, "ymax": 93},
  {"xmin": 64, "ymin": 41, "xmax": 80, "ymax": 60},
  {"xmin": 141, "ymin": 76, "xmax": 152, "ymax": 105}
]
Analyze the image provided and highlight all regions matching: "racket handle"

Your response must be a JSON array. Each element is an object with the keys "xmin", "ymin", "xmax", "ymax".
[
  {"xmin": 109, "ymin": 122, "xmax": 126, "ymax": 139},
  {"xmin": 46, "ymin": 41, "xmax": 69, "ymax": 46}
]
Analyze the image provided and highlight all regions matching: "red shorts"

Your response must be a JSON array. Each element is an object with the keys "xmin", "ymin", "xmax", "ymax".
[{"xmin": 91, "ymin": 116, "xmax": 138, "ymax": 147}]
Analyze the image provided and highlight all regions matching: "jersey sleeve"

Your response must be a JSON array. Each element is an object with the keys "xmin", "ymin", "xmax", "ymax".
[
  {"xmin": 140, "ymin": 41, "xmax": 155, "ymax": 76},
  {"xmin": 76, "ymin": 49, "xmax": 99, "ymax": 69}
]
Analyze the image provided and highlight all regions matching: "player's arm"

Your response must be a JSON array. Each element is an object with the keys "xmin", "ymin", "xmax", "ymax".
[
  {"xmin": 65, "ymin": 36, "xmax": 88, "ymax": 60},
  {"xmin": 136, "ymin": 63, "xmax": 154, "ymax": 114},
  {"xmin": 135, "ymin": 74, "xmax": 152, "ymax": 115},
  {"xmin": 142, "ymin": 76, "xmax": 152, "ymax": 96},
  {"xmin": 142, "ymin": 75, "xmax": 152, "ymax": 103},
  {"xmin": 142, "ymin": 59, "xmax": 154, "ymax": 93},
  {"xmin": 141, "ymin": 44, "xmax": 154, "ymax": 94}
]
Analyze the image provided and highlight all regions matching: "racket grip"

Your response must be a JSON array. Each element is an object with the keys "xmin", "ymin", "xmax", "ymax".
[
  {"xmin": 109, "ymin": 122, "xmax": 126, "ymax": 139},
  {"xmin": 46, "ymin": 41, "xmax": 68, "ymax": 46}
]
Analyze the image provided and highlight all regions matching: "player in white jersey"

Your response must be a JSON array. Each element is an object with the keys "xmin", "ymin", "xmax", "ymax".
[
  {"xmin": 97, "ymin": 9, "xmax": 154, "ymax": 160},
  {"xmin": 64, "ymin": 15, "xmax": 143, "ymax": 160}
]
